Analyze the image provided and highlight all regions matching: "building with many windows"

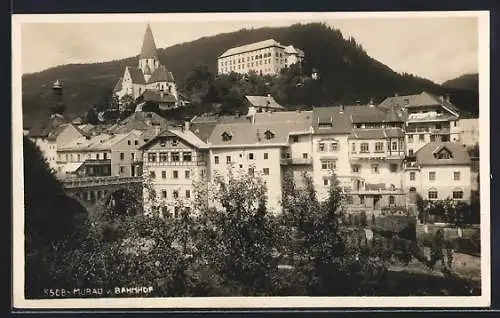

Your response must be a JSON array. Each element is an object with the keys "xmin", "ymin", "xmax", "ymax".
[
  {"xmin": 404, "ymin": 142, "xmax": 472, "ymax": 201},
  {"xmin": 217, "ymin": 39, "xmax": 304, "ymax": 76}
]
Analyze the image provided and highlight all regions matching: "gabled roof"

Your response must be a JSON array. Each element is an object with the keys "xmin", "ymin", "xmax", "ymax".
[
  {"xmin": 108, "ymin": 111, "xmax": 168, "ymax": 134},
  {"xmin": 252, "ymin": 110, "xmax": 313, "ymax": 125},
  {"xmin": 140, "ymin": 23, "xmax": 157, "ymax": 59},
  {"xmin": 127, "ymin": 66, "xmax": 146, "ymax": 84},
  {"xmin": 59, "ymin": 131, "xmax": 142, "ymax": 152},
  {"xmin": 140, "ymin": 127, "xmax": 208, "ymax": 150},
  {"xmin": 140, "ymin": 89, "xmax": 177, "ymax": 103},
  {"xmin": 190, "ymin": 122, "xmax": 218, "ymax": 142},
  {"xmin": 415, "ymin": 142, "xmax": 471, "ymax": 166},
  {"xmin": 113, "ymin": 78, "xmax": 123, "ymax": 92},
  {"xmin": 148, "ymin": 64, "xmax": 175, "ymax": 83},
  {"xmin": 349, "ymin": 127, "xmax": 405, "ymax": 140},
  {"xmin": 378, "ymin": 91, "xmax": 461, "ymax": 117},
  {"xmin": 245, "ymin": 95, "xmax": 284, "ymax": 109},
  {"xmin": 312, "ymin": 106, "xmax": 354, "ymax": 135},
  {"xmin": 218, "ymin": 39, "xmax": 285, "ymax": 58}
]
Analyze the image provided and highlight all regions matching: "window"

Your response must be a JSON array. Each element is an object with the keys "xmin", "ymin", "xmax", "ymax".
[
  {"xmin": 120, "ymin": 166, "xmax": 125, "ymax": 174},
  {"xmin": 226, "ymin": 156, "xmax": 232, "ymax": 164},
  {"xmin": 120, "ymin": 153, "xmax": 124, "ymax": 160},
  {"xmin": 408, "ymin": 135, "xmax": 413, "ymax": 143},
  {"xmin": 172, "ymin": 138, "xmax": 178, "ymax": 146},
  {"xmin": 352, "ymin": 165, "xmax": 360, "ymax": 173},
  {"xmin": 408, "ymin": 149, "xmax": 414, "ymax": 156},
  {"xmin": 331, "ymin": 142, "xmax": 338, "ymax": 151},
  {"xmin": 173, "ymin": 191, "xmax": 179, "ymax": 199},
  {"xmin": 249, "ymin": 153, "xmax": 254, "ymax": 160},
  {"xmin": 173, "ymin": 170, "xmax": 179, "ymax": 179},
  {"xmin": 264, "ymin": 153, "xmax": 268, "ymax": 160},
  {"xmin": 161, "ymin": 170, "xmax": 166, "ymax": 179},
  {"xmin": 127, "ymin": 140, "xmax": 131, "ymax": 145},
  {"xmin": 410, "ymin": 172, "xmax": 416, "ymax": 181},
  {"xmin": 419, "ymin": 134, "xmax": 425, "ymax": 141},
  {"xmin": 159, "ymin": 152, "xmax": 168, "ymax": 162},
  {"xmin": 428, "ymin": 191, "xmax": 438, "ymax": 199},
  {"xmin": 371, "ymin": 164, "xmax": 379, "ymax": 173},
  {"xmin": 171, "ymin": 152, "xmax": 180, "ymax": 162},
  {"xmin": 302, "ymin": 153, "xmax": 308, "ymax": 159},
  {"xmin": 389, "ymin": 195, "xmax": 395, "ymax": 205},
  {"xmin": 352, "ymin": 143, "xmax": 356, "ymax": 152},
  {"xmin": 323, "ymin": 178, "xmax": 329, "ymax": 186},
  {"xmin": 265, "ymin": 130, "xmax": 275, "ymax": 140},
  {"xmin": 318, "ymin": 143, "xmax": 325, "ymax": 152},
  {"xmin": 263, "ymin": 168, "xmax": 270, "ymax": 175},
  {"xmin": 134, "ymin": 140, "xmax": 138, "ymax": 145},
  {"xmin": 375, "ymin": 142, "xmax": 384, "ymax": 152},
  {"xmin": 77, "ymin": 154, "xmax": 81, "ymax": 161},
  {"xmin": 183, "ymin": 152, "xmax": 192, "ymax": 162},
  {"xmin": 185, "ymin": 190, "xmax": 191, "ymax": 198},
  {"xmin": 360, "ymin": 195, "xmax": 365, "ymax": 204},
  {"xmin": 222, "ymin": 132, "xmax": 232, "ymax": 141},
  {"xmin": 96, "ymin": 153, "xmax": 100, "ymax": 160},
  {"xmin": 453, "ymin": 190, "xmax": 463, "ymax": 199},
  {"xmin": 214, "ymin": 156, "xmax": 219, "ymax": 164},
  {"xmin": 185, "ymin": 170, "xmax": 190, "ymax": 179},
  {"xmin": 391, "ymin": 141, "xmax": 398, "ymax": 151},
  {"xmin": 103, "ymin": 153, "xmax": 108, "ymax": 160},
  {"xmin": 360, "ymin": 143, "xmax": 369, "ymax": 153},
  {"xmin": 435, "ymin": 149, "xmax": 452, "ymax": 159},
  {"xmin": 150, "ymin": 171, "xmax": 156, "ymax": 179},
  {"xmin": 248, "ymin": 168, "xmax": 254, "ymax": 176},
  {"xmin": 162, "ymin": 190, "xmax": 167, "ymax": 198},
  {"xmin": 321, "ymin": 160, "xmax": 337, "ymax": 170},
  {"xmin": 429, "ymin": 171, "xmax": 436, "ymax": 181},
  {"xmin": 148, "ymin": 153, "xmax": 157, "ymax": 162},
  {"xmin": 454, "ymin": 171, "xmax": 461, "ymax": 181},
  {"xmin": 390, "ymin": 163, "xmax": 398, "ymax": 173},
  {"xmin": 131, "ymin": 153, "xmax": 135, "ymax": 161},
  {"xmin": 291, "ymin": 136, "xmax": 299, "ymax": 143}
]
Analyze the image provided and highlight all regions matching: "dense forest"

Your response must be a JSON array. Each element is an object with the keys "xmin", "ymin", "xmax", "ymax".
[
  {"xmin": 442, "ymin": 73, "xmax": 479, "ymax": 92},
  {"xmin": 22, "ymin": 23, "xmax": 479, "ymax": 128}
]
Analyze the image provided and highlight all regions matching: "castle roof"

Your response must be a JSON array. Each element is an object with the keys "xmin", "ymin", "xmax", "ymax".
[{"xmin": 140, "ymin": 23, "xmax": 157, "ymax": 59}]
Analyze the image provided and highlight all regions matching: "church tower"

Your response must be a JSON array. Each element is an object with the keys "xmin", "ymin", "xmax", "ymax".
[{"xmin": 138, "ymin": 23, "xmax": 160, "ymax": 82}]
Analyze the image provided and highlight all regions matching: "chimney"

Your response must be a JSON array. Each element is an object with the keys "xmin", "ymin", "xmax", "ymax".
[
  {"xmin": 356, "ymin": 100, "xmax": 361, "ymax": 105},
  {"xmin": 369, "ymin": 98, "xmax": 375, "ymax": 107},
  {"xmin": 439, "ymin": 95, "xmax": 444, "ymax": 102},
  {"xmin": 184, "ymin": 121, "xmax": 190, "ymax": 131},
  {"xmin": 340, "ymin": 104, "xmax": 345, "ymax": 113},
  {"xmin": 160, "ymin": 91, "xmax": 164, "ymax": 98},
  {"xmin": 394, "ymin": 93, "xmax": 399, "ymax": 97}
]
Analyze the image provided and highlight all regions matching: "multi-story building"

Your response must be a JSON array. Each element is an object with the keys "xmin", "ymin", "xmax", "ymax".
[
  {"xmin": 378, "ymin": 91, "xmax": 462, "ymax": 156},
  {"xmin": 56, "ymin": 130, "xmax": 145, "ymax": 179},
  {"xmin": 217, "ymin": 39, "xmax": 304, "ymax": 76},
  {"xmin": 140, "ymin": 122, "xmax": 209, "ymax": 217},
  {"xmin": 312, "ymin": 104, "xmax": 407, "ymax": 208},
  {"xmin": 404, "ymin": 142, "xmax": 472, "ymax": 202}
]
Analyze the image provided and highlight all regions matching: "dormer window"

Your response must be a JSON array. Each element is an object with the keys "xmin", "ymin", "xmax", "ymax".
[
  {"xmin": 434, "ymin": 147, "xmax": 453, "ymax": 159},
  {"xmin": 264, "ymin": 130, "xmax": 275, "ymax": 140},
  {"xmin": 172, "ymin": 138, "xmax": 178, "ymax": 146},
  {"xmin": 222, "ymin": 132, "xmax": 232, "ymax": 141},
  {"xmin": 318, "ymin": 116, "xmax": 333, "ymax": 128}
]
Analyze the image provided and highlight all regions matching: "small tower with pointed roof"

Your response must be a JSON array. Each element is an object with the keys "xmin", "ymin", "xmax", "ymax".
[{"xmin": 138, "ymin": 23, "xmax": 160, "ymax": 80}]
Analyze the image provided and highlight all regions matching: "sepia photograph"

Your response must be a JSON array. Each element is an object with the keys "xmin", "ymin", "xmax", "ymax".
[{"xmin": 12, "ymin": 11, "xmax": 490, "ymax": 309}]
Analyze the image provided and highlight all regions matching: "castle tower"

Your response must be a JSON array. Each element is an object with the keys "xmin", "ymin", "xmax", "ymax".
[{"xmin": 138, "ymin": 23, "xmax": 160, "ymax": 80}]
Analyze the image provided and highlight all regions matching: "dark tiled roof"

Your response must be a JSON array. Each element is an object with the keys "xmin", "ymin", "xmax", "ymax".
[
  {"xmin": 415, "ymin": 142, "xmax": 471, "ymax": 166},
  {"xmin": 350, "ymin": 128, "xmax": 386, "ymax": 139},
  {"xmin": 312, "ymin": 106, "xmax": 361, "ymax": 134},
  {"xmin": 140, "ymin": 24, "xmax": 157, "ymax": 59},
  {"xmin": 141, "ymin": 89, "xmax": 177, "ymax": 103},
  {"xmin": 245, "ymin": 95, "xmax": 284, "ymax": 109},
  {"xmin": 148, "ymin": 65, "xmax": 175, "ymax": 83},
  {"xmin": 28, "ymin": 115, "xmax": 68, "ymax": 138},
  {"xmin": 127, "ymin": 67, "xmax": 146, "ymax": 84},
  {"xmin": 108, "ymin": 111, "xmax": 168, "ymax": 133}
]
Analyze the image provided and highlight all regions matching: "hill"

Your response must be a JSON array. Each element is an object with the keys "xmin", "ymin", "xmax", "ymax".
[
  {"xmin": 21, "ymin": 23, "xmax": 479, "ymax": 128},
  {"xmin": 442, "ymin": 73, "xmax": 479, "ymax": 92}
]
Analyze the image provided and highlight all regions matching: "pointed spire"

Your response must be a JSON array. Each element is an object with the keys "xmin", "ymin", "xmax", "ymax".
[{"xmin": 140, "ymin": 23, "xmax": 157, "ymax": 59}]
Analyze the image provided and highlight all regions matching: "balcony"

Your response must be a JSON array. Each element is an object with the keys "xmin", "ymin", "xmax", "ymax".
[
  {"xmin": 350, "ymin": 151, "xmax": 404, "ymax": 160},
  {"xmin": 143, "ymin": 160, "xmax": 206, "ymax": 167},
  {"xmin": 406, "ymin": 127, "xmax": 450, "ymax": 134},
  {"xmin": 280, "ymin": 158, "xmax": 313, "ymax": 165},
  {"xmin": 61, "ymin": 175, "xmax": 144, "ymax": 189}
]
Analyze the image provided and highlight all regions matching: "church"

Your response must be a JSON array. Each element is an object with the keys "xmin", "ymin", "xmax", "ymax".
[{"xmin": 113, "ymin": 24, "xmax": 186, "ymax": 109}]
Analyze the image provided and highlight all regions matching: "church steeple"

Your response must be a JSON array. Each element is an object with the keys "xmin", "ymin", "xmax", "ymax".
[
  {"xmin": 139, "ymin": 23, "xmax": 160, "ymax": 80},
  {"xmin": 140, "ymin": 23, "xmax": 157, "ymax": 59}
]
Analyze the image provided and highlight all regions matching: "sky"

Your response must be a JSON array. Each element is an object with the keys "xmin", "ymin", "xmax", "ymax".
[{"xmin": 18, "ymin": 14, "xmax": 479, "ymax": 84}]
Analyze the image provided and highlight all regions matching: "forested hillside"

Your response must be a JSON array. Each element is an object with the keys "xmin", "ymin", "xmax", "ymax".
[
  {"xmin": 442, "ymin": 73, "xmax": 479, "ymax": 92},
  {"xmin": 22, "ymin": 23, "xmax": 479, "ymax": 128}
]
